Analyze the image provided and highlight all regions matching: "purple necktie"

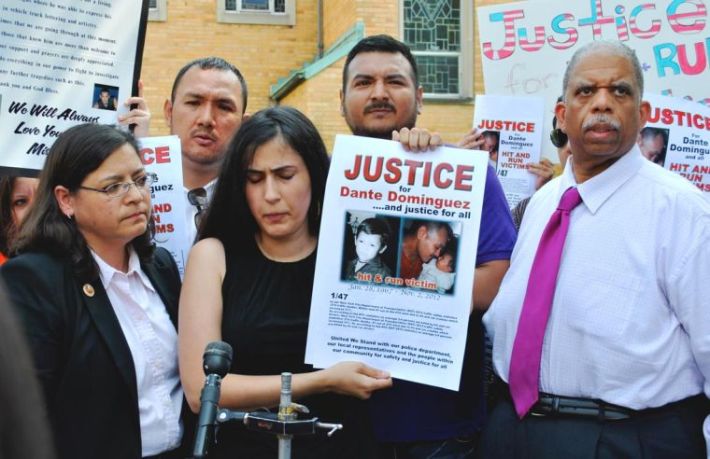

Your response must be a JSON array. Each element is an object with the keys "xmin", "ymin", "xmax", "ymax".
[{"xmin": 508, "ymin": 186, "xmax": 583, "ymax": 418}]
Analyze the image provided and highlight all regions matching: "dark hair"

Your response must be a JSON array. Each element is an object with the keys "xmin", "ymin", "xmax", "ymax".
[
  {"xmin": 405, "ymin": 219, "xmax": 452, "ymax": 242},
  {"xmin": 198, "ymin": 106, "xmax": 329, "ymax": 252},
  {"xmin": 356, "ymin": 218, "xmax": 390, "ymax": 247},
  {"xmin": 12, "ymin": 124, "xmax": 153, "ymax": 281},
  {"xmin": 441, "ymin": 237, "xmax": 457, "ymax": 264},
  {"xmin": 0, "ymin": 177, "xmax": 18, "ymax": 255},
  {"xmin": 639, "ymin": 126, "xmax": 666, "ymax": 141},
  {"xmin": 483, "ymin": 130, "xmax": 500, "ymax": 141},
  {"xmin": 342, "ymin": 35, "xmax": 419, "ymax": 92},
  {"xmin": 171, "ymin": 57, "xmax": 248, "ymax": 113},
  {"xmin": 550, "ymin": 96, "xmax": 568, "ymax": 148}
]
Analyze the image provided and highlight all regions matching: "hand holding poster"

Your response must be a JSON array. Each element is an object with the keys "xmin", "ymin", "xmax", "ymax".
[
  {"xmin": 0, "ymin": 0, "xmax": 147, "ymax": 171},
  {"xmin": 139, "ymin": 136, "xmax": 191, "ymax": 276},
  {"xmin": 473, "ymin": 94, "xmax": 545, "ymax": 208},
  {"xmin": 305, "ymin": 135, "xmax": 488, "ymax": 390},
  {"xmin": 643, "ymin": 93, "xmax": 710, "ymax": 197}
]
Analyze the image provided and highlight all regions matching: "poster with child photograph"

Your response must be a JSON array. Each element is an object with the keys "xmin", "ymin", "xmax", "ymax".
[{"xmin": 306, "ymin": 135, "xmax": 488, "ymax": 390}]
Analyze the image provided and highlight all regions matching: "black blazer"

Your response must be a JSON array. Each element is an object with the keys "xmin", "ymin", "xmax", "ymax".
[{"xmin": 0, "ymin": 248, "xmax": 189, "ymax": 459}]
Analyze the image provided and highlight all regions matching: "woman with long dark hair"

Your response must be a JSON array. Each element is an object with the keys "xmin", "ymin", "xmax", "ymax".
[
  {"xmin": 1, "ymin": 123, "xmax": 187, "ymax": 459},
  {"xmin": 179, "ymin": 106, "xmax": 391, "ymax": 458}
]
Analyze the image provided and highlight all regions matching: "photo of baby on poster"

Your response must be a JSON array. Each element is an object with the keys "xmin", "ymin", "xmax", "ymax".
[{"xmin": 305, "ymin": 135, "xmax": 488, "ymax": 390}]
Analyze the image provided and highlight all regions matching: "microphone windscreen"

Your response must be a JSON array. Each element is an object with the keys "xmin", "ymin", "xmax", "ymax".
[{"xmin": 203, "ymin": 341, "xmax": 233, "ymax": 377}]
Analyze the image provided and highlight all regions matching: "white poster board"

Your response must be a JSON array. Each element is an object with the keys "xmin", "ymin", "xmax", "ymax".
[
  {"xmin": 139, "ymin": 136, "xmax": 191, "ymax": 277},
  {"xmin": 472, "ymin": 94, "xmax": 545, "ymax": 208},
  {"xmin": 0, "ymin": 0, "xmax": 147, "ymax": 171},
  {"xmin": 305, "ymin": 135, "xmax": 488, "ymax": 391},
  {"xmin": 643, "ymin": 93, "xmax": 710, "ymax": 197}
]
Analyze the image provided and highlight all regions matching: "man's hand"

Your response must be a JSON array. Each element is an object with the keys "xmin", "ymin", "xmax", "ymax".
[
  {"xmin": 392, "ymin": 127, "xmax": 443, "ymax": 152},
  {"xmin": 118, "ymin": 80, "xmax": 151, "ymax": 138},
  {"xmin": 455, "ymin": 127, "xmax": 485, "ymax": 150},
  {"xmin": 527, "ymin": 158, "xmax": 556, "ymax": 190}
]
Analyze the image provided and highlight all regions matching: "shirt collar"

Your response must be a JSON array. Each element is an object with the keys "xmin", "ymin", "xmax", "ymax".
[
  {"xmin": 184, "ymin": 178, "xmax": 218, "ymax": 199},
  {"xmin": 560, "ymin": 145, "xmax": 644, "ymax": 215},
  {"xmin": 92, "ymin": 248, "xmax": 155, "ymax": 293}
]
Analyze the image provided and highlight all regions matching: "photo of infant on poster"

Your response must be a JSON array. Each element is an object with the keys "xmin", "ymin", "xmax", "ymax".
[
  {"xmin": 341, "ymin": 211, "xmax": 399, "ymax": 284},
  {"xmin": 399, "ymin": 219, "xmax": 461, "ymax": 295}
]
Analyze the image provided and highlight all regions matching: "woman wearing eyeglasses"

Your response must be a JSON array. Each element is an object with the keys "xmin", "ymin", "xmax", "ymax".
[{"xmin": 0, "ymin": 124, "xmax": 189, "ymax": 459}]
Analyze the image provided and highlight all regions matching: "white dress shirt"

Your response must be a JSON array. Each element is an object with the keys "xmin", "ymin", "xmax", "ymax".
[
  {"xmin": 483, "ymin": 146, "xmax": 710, "ymax": 450},
  {"xmin": 93, "ymin": 250, "xmax": 183, "ymax": 456},
  {"xmin": 184, "ymin": 178, "xmax": 217, "ymax": 245}
]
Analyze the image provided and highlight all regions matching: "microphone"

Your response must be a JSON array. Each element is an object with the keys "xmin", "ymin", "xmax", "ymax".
[{"xmin": 192, "ymin": 341, "xmax": 233, "ymax": 458}]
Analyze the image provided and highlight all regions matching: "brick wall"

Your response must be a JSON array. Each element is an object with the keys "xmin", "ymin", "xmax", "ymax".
[
  {"xmin": 142, "ymin": 0, "xmax": 318, "ymax": 136},
  {"xmin": 141, "ymin": 0, "xmax": 511, "ymax": 149}
]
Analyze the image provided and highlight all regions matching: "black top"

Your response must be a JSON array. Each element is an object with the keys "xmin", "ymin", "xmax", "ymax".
[{"xmin": 214, "ymin": 242, "xmax": 376, "ymax": 458}]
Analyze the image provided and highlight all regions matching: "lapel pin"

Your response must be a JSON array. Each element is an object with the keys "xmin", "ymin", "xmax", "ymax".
[{"xmin": 83, "ymin": 283, "xmax": 95, "ymax": 297}]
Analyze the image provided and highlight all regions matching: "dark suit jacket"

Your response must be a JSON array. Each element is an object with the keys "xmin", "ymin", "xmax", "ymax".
[{"xmin": 0, "ymin": 247, "xmax": 189, "ymax": 459}]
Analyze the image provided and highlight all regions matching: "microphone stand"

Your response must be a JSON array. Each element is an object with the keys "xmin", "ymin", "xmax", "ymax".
[{"xmin": 214, "ymin": 372, "xmax": 343, "ymax": 459}]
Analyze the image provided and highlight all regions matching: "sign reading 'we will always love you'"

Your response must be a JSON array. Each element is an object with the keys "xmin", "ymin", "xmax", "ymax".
[
  {"xmin": 477, "ymin": 0, "xmax": 710, "ymax": 158},
  {"xmin": 0, "ymin": 0, "xmax": 148, "ymax": 173}
]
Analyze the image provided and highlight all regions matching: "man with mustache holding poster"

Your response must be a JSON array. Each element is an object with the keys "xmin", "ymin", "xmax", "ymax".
[
  {"xmin": 340, "ymin": 34, "xmax": 516, "ymax": 458},
  {"xmin": 482, "ymin": 41, "xmax": 710, "ymax": 458}
]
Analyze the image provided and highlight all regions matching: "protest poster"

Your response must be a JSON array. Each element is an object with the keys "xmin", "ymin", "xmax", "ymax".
[
  {"xmin": 472, "ymin": 94, "xmax": 545, "ymax": 208},
  {"xmin": 643, "ymin": 93, "xmax": 710, "ymax": 197},
  {"xmin": 477, "ymin": 0, "xmax": 710, "ymax": 160},
  {"xmin": 139, "ymin": 136, "xmax": 191, "ymax": 277},
  {"xmin": 0, "ymin": 0, "xmax": 148, "ymax": 173},
  {"xmin": 305, "ymin": 135, "xmax": 488, "ymax": 390}
]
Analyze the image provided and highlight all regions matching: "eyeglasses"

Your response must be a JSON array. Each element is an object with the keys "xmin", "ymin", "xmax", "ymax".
[
  {"xmin": 78, "ymin": 173, "xmax": 157, "ymax": 199},
  {"xmin": 187, "ymin": 187, "xmax": 207, "ymax": 227}
]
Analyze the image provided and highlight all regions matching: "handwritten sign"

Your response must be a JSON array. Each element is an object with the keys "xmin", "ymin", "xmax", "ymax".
[{"xmin": 478, "ymin": 0, "xmax": 710, "ymax": 159}]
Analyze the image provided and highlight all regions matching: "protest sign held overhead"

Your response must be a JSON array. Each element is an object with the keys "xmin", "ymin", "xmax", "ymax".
[
  {"xmin": 477, "ymin": 0, "xmax": 710, "ymax": 160},
  {"xmin": 306, "ymin": 135, "xmax": 488, "ymax": 391},
  {"xmin": 0, "ymin": 0, "xmax": 148, "ymax": 172}
]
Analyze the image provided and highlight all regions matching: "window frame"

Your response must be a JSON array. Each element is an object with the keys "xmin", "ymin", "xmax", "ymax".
[
  {"xmin": 148, "ymin": 0, "xmax": 167, "ymax": 22},
  {"xmin": 399, "ymin": 0, "xmax": 473, "ymax": 100},
  {"xmin": 218, "ymin": 0, "xmax": 296, "ymax": 26}
]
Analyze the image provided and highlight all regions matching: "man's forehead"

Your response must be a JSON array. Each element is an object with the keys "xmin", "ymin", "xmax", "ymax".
[
  {"xmin": 346, "ymin": 52, "xmax": 414, "ymax": 80},
  {"xmin": 568, "ymin": 52, "xmax": 635, "ymax": 84},
  {"xmin": 174, "ymin": 67, "xmax": 242, "ymax": 98}
]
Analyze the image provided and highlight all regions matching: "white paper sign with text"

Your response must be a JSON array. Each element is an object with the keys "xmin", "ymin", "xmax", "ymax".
[
  {"xmin": 643, "ymin": 93, "xmax": 710, "ymax": 197},
  {"xmin": 139, "ymin": 136, "xmax": 190, "ymax": 277},
  {"xmin": 473, "ymin": 94, "xmax": 545, "ymax": 208},
  {"xmin": 305, "ymin": 135, "xmax": 488, "ymax": 391},
  {"xmin": 1, "ymin": 0, "xmax": 145, "ymax": 170}
]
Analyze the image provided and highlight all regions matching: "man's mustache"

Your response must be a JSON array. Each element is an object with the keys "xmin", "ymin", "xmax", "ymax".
[
  {"xmin": 582, "ymin": 115, "xmax": 621, "ymax": 132},
  {"xmin": 364, "ymin": 102, "xmax": 396, "ymax": 114}
]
